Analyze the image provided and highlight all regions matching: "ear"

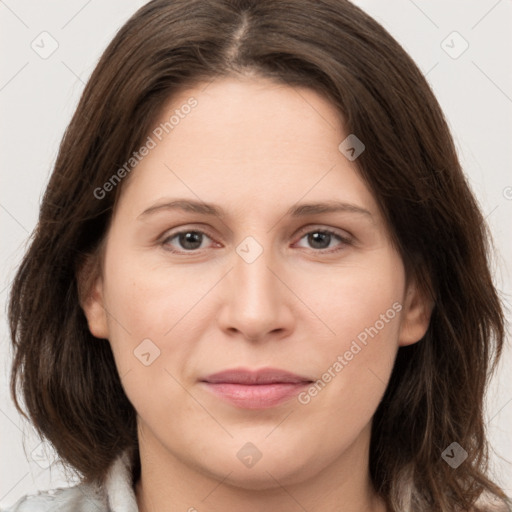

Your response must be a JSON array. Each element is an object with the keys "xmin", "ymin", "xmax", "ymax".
[
  {"xmin": 398, "ymin": 278, "xmax": 433, "ymax": 347},
  {"xmin": 76, "ymin": 254, "xmax": 109, "ymax": 340}
]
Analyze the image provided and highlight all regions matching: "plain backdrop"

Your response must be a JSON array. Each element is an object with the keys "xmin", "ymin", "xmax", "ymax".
[{"xmin": 1, "ymin": 0, "xmax": 511, "ymax": 507}]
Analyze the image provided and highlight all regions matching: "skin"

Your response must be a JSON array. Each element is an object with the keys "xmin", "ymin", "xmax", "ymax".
[{"xmin": 81, "ymin": 75, "xmax": 432, "ymax": 512}]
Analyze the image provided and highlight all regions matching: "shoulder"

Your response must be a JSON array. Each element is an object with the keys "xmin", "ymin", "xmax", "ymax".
[
  {"xmin": 0, "ymin": 482, "xmax": 108, "ymax": 512},
  {"xmin": 1, "ymin": 449, "xmax": 139, "ymax": 512},
  {"xmin": 472, "ymin": 491, "xmax": 512, "ymax": 512}
]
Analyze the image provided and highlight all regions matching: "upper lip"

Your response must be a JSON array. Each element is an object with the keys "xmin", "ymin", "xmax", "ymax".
[{"xmin": 201, "ymin": 367, "xmax": 313, "ymax": 385}]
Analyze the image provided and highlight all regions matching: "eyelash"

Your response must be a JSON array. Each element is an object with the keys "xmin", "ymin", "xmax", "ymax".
[{"xmin": 160, "ymin": 226, "xmax": 353, "ymax": 255}]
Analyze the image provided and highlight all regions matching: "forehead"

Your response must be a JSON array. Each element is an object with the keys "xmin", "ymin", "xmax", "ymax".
[
  {"xmin": 115, "ymin": 76, "xmax": 380, "ymax": 223},
  {"xmin": 158, "ymin": 75, "xmax": 344, "ymax": 157}
]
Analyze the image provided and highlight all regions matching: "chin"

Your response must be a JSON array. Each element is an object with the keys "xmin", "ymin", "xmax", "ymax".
[{"xmin": 198, "ymin": 452, "xmax": 317, "ymax": 492}]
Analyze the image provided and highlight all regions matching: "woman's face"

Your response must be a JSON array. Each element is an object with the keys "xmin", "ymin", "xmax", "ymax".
[{"xmin": 83, "ymin": 76, "xmax": 430, "ymax": 490}]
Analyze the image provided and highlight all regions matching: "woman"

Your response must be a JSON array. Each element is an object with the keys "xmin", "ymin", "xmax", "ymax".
[{"xmin": 4, "ymin": 0, "xmax": 511, "ymax": 510}]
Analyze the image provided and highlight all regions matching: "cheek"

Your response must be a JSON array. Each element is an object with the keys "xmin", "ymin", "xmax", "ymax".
[
  {"xmin": 102, "ymin": 249, "xmax": 201, "ymax": 341},
  {"xmin": 303, "ymin": 257, "xmax": 404, "ymax": 405},
  {"xmin": 321, "ymin": 257, "xmax": 404, "ymax": 347},
  {"xmin": 99, "ymin": 250, "xmax": 214, "ymax": 406}
]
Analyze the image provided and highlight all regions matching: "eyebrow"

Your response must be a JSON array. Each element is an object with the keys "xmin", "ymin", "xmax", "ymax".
[{"xmin": 137, "ymin": 198, "xmax": 373, "ymax": 219}]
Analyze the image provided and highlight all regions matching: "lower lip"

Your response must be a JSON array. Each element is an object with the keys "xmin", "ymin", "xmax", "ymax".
[{"xmin": 201, "ymin": 382, "xmax": 310, "ymax": 409}]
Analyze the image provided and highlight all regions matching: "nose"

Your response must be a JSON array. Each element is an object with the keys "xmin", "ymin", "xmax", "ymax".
[{"xmin": 216, "ymin": 238, "xmax": 295, "ymax": 343}]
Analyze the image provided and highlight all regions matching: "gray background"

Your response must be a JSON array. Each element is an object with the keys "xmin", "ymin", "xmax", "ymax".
[{"xmin": 1, "ymin": 0, "xmax": 511, "ymax": 507}]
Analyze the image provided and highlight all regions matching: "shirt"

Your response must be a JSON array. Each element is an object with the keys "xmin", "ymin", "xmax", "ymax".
[{"xmin": 1, "ymin": 451, "xmax": 138, "ymax": 512}]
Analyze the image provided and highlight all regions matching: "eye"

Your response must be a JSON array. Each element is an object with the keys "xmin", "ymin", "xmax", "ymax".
[
  {"xmin": 161, "ymin": 229, "xmax": 215, "ymax": 253},
  {"xmin": 294, "ymin": 228, "xmax": 352, "ymax": 253},
  {"xmin": 160, "ymin": 227, "xmax": 352, "ymax": 254}
]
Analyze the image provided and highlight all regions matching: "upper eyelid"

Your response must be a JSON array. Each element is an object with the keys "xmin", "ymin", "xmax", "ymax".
[
  {"xmin": 295, "ymin": 225, "xmax": 352, "ymax": 239},
  {"xmin": 160, "ymin": 225, "xmax": 216, "ymax": 242},
  {"xmin": 161, "ymin": 223, "xmax": 351, "ymax": 238}
]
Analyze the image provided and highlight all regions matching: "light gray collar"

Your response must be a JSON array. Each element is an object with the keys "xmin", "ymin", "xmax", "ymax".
[{"xmin": 103, "ymin": 450, "xmax": 139, "ymax": 512}]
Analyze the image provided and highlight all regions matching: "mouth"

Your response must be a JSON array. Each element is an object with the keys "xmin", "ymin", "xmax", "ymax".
[{"xmin": 200, "ymin": 367, "xmax": 314, "ymax": 409}]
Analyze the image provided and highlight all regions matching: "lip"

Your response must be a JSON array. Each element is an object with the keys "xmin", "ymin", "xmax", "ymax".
[{"xmin": 200, "ymin": 367, "xmax": 313, "ymax": 409}]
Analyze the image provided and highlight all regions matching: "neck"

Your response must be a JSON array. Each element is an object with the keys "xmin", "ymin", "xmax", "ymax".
[{"xmin": 134, "ymin": 421, "xmax": 388, "ymax": 512}]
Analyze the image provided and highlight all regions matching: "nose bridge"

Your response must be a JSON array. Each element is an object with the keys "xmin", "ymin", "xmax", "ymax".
[
  {"xmin": 233, "ymin": 233, "xmax": 281, "ymax": 306},
  {"xmin": 219, "ymin": 233, "xmax": 291, "ymax": 339}
]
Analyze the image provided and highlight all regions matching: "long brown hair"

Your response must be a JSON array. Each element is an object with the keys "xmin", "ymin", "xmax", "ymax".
[{"xmin": 8, "ymin": 1, "xmax": 509, "ymax": 510}]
